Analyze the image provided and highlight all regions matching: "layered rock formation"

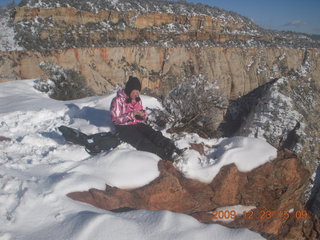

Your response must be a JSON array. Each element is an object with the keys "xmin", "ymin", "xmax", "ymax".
[
  {"xmin": 68, "ymin": 150, "xmax": 318, "ymax": 239},
  {"xmin": 1, "ymin": 0, "xmax": 319, "ymax": 99},
  {"xmin": 1, "ymin": 46, "xmax": 319, "ymax": 99},
  {"xmin": 11, "ymin": 0, "xmax": 270, "ymax": 51}
]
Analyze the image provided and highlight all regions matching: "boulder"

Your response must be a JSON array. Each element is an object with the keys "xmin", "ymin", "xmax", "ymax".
[{"xmin": 67, "ymin": 150, "xmax": 319, "ymax": 239}]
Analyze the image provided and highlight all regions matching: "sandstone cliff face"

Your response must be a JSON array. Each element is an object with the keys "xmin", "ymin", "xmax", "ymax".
[
  {"xmin": 1, "ymin": 46, "xmax": 318, "ymax": 99},
  {"xmin": 12, "ymin": 2, "xmax": 263, "ymax": 51},
  {"xmin": 1, "ymin": 1, "xmax": 319, "ymax": 98},
  {"xmin": 13, "ymin": 7, "xmax": 243, "ymax": 34}
]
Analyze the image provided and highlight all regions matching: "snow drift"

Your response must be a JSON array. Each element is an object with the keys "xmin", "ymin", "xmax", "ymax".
[{"xmin": 0, "ymin": 79, "xmax": 277, "ymax": 239}]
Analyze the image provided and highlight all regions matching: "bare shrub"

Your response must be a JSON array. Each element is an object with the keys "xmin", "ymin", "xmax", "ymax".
[
  {"xmin": 163, "ymin": 75, "xmax": 228, "ymax": 137},
  {"xmin": 34, "ymin": 62, "xmax": 93, "ymax": 100}
]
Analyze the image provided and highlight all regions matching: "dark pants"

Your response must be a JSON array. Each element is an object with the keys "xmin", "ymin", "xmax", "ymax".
[{"xmin": 115, "ymin": 123, "xmax": 175, "ymax": 159}]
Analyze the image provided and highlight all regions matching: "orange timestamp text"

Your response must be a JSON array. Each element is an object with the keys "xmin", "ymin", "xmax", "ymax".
[{"xmin": 209, "ymin": 209, "xmax": 309, "ymax": 221}]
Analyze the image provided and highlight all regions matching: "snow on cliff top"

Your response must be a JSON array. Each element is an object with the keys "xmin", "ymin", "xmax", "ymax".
[
  {"xmin": 0, "ymin": 17, "xmax": 23, "ymax": 52},
  {"xmin": 20, "ymin": 0, "xmax": 249, "ymax": 23},
  {"xmin": 0, "ymin": 79, "xmax": 274, "ymax": 239}
]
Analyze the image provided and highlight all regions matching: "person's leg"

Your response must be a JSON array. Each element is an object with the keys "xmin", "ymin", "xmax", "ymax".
[
  {"xmin": 136, "ymin": 123, "xmax": 178, "ymax": 158},
  {"xmin": 116, "ymin": 124, "xmax": 168, "ymax": 159},
  {"xmin": 135, "ymin": 123, "xmax": 167, "ymax": 145}
]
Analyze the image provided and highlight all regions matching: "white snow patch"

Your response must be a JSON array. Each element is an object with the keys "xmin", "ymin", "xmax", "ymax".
[
  {"xmin": 0, "ymin": 17, "xmax": 23, "ymax": 52},
  {"xmin": 0, "ymin": 79, "xmax": 266, "ymax": 240},
  {"xmin": 175, "ymin": 136, "xmax": 277, "ymax": 183}
]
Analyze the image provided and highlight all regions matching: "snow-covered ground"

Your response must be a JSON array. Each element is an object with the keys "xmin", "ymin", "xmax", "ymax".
[
  {"xmin": 0, "ymin": 17, "xmax": 23, "ymax": 52},
  {"xmin": 0, "ymin": 79, "xmax": 277, "ymax": 240}
]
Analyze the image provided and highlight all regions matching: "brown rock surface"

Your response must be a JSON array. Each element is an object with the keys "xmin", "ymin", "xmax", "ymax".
[
  {"xmin": 67, "ymin": 150, "xmax": 318, "ymax": 239},
  {"xmin": 1, "ymin": 47, "xmax": 318, "ymax": 99},
  {"xmin": 0, "ymin": 136, "xmax": 11, "ymax": 142},
  {"xmin": 13, "ymin": 7, "xmax": 244, "ymax": 34}
]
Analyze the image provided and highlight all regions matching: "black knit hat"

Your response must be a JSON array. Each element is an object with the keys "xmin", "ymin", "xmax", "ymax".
[{"xmin": 125, "ymin": 76, "xmax": 141, "ymax": 96}]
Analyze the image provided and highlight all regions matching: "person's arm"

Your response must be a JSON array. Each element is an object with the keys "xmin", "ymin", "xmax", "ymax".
[
  {"xmin": 134, "ymin": 99, "xmax": 148, "ymax": 120},
  {"xmin": 133, "ymin": 109, "xmax": 147, "ymax": 120}
]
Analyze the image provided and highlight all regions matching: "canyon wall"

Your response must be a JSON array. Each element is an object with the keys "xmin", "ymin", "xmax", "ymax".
[
  {"xmin": 1, "ymin": 46, "xmax": 319, "ymax": 99},
  {"xmin": 1, "ymin": 4, "xmax": 319, "ymax": 99}
]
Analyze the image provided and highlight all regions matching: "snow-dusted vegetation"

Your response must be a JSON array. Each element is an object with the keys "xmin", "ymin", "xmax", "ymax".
[{"xmin": 0, "ymin": 0, "xmax": 318, "ymax": 51}]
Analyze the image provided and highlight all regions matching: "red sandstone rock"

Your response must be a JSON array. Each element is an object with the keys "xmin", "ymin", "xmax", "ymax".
[{"xmin": 67, "ymin": 150, "xmax": 317, "ymax": 239}]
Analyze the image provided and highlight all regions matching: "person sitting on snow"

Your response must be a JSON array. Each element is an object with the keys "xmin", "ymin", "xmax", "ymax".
[{"xmin": 110, "ymin": 76, "xmax": 180, "ymax": 161}]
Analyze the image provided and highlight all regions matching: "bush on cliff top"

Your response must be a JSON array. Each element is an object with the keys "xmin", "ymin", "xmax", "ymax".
[
  {"xmin": 162, "ymin": 75, "xmax": 228, "ymax": 137},
  {"xmin": 34, "ymin": 62, "xmax": 93, "ymax": 100}
]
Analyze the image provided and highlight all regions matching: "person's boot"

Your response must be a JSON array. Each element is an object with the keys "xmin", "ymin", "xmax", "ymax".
[
  {"xmin": 174, "ymin": 146, "xmax": 187, "ymax": 155},
  {"xmin": 163, "ymin": 145, "xmax": 175, "ymax": 162}
]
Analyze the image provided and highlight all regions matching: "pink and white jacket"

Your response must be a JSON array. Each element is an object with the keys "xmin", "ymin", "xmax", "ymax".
[{"xmin": 110, "ymin": 90, "xmax": 147, "ymax": 125}]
